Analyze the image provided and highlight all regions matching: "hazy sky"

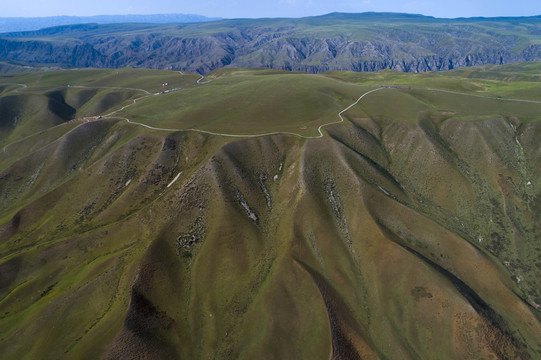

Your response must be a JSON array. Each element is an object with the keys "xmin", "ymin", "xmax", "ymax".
[{"xmin": 2, "ymin": 0, "xmax": 541, "ymax": 19}]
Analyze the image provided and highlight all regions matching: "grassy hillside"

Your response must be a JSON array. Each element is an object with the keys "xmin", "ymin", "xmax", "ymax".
[
  {"xmin": 0, "ymin": 63, "xmax": 541, "ymax": 359},
  {"xmin": 120, "ymin": 71, "xmax": 373, "ymax": 136},
  {"xmin": 0, "ymin": 68, "xmax": 201, "ymax": 145}
]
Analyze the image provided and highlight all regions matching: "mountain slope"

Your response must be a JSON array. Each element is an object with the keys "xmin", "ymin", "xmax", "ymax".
[
  {"xmin": 0, "ymin": 65, "xmax": 541, "ymax": 359},
  {"xmin": 1, "ymin": 12, "xmax": 541, "ymax": 74}
]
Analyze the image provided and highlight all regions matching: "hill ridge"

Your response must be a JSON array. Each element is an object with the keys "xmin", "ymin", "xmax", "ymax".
[{"xmin": 1, "ymin": 64, "xmax": 541, "ymax": 359}]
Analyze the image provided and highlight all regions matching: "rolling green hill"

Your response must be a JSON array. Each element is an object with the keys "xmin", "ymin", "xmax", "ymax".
[{"xmin": 0, "ymin": 63, "xmax": 541, "ymax": 359}]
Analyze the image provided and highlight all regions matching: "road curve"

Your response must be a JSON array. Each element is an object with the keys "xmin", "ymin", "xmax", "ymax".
[
  {"xmin": 96, "ymin": 84, "xmax": 541, "ymax": 138},
  {"xmin": 0, "ymin": 83, "xmax": 28, "ymax": 93},
  {"xmin": 2, "ymin": 75, "xmax": 541, "ymax": 141},
  {"xmin": 117, "ymin": 87, "xmax": 384, "ymax": 139}
]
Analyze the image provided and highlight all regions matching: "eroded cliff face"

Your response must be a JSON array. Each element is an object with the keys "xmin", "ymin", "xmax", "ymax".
[
  {"xmin": 1, "ymin": 111, "xmax": 540, "ymax": 359},
  {"xmin": 1, "ymin": 16, "xmax": 541, "ymax": 73}
]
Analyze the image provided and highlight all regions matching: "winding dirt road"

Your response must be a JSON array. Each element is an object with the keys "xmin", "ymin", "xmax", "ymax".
[{"xmin": 2, "ymin": 73, "xmax": 541, "ymax": 143}]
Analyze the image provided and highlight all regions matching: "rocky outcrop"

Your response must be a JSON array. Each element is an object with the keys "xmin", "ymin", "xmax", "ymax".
[
  {"xmin": 0, "ymin": 39, "xmax": 107, "ymax": 68},
  {"xmin": 1, "ymin": 14, "xmax": 541, "ymax": 73}
]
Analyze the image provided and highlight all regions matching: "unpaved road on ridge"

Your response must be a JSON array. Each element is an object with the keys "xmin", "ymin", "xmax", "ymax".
[
  {"xmin": 2, "ymin": 75, "xmax": 541, "ymax": 142},
  {"xmin": 117, "ymin": 87, "xmax": 385, "ymax": 139}
]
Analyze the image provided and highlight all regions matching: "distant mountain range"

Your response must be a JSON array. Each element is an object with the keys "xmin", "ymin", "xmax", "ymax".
[
  {"xmin": 0, "ymin": 14, "xmax": 220, "ymax": 33},
  {"xmin": 0, "ymin": 12, "xmax": 541, "ymax": 74}
]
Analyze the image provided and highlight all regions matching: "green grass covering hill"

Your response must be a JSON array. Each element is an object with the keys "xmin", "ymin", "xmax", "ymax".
[
  {"xmin": 0, "ymin": 68, "xmax": 201, "ymax": 145},
  {"xmin": 0, "ymin": 63, "xmax": 541, "ymax": 359},
  {"xmin": 9, "ymin": 67, "xmax": 200, "ymax": 93},
  {"xmin": 120, "ymin": 72, "xmax": 372, "ymax": 136}
]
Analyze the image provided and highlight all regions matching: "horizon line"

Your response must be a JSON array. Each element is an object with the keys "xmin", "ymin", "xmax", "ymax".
[{"xmin": 1, "ymin": 11, "xmax": 540, "ymax": 21}]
